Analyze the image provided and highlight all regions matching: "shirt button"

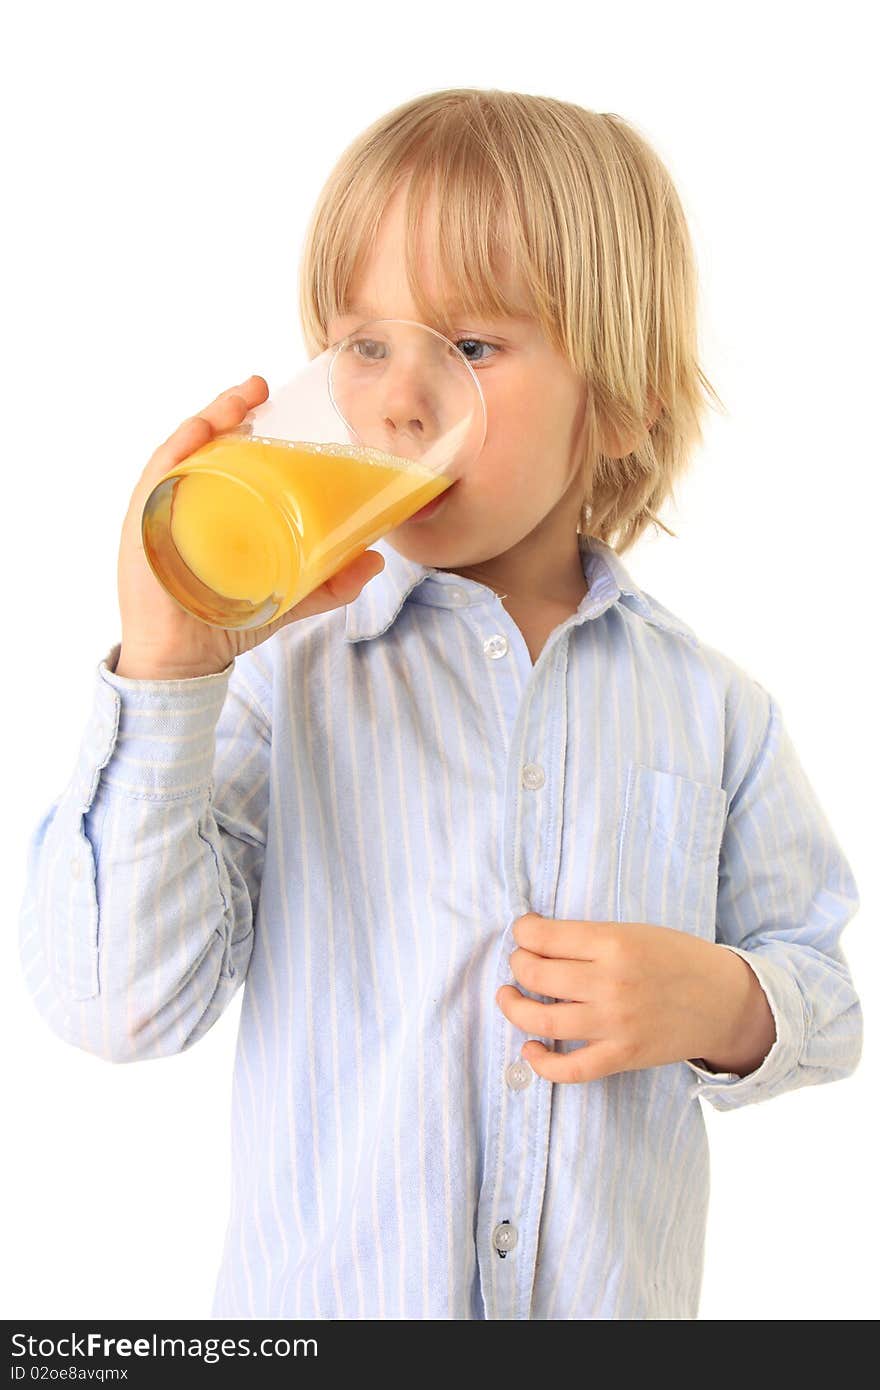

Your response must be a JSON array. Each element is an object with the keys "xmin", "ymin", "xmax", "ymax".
[
  {"xmin": 506, "ymin": 1060, "xmax": 533, "ymax": 1090},
  {"xmin": 447, "ymin": 586, "xmax": 467, "ymax": 606},
  {"xmin": 70, "ymin": 857, "xmax": 82, "ymax": 879},
  {"xmin": 492, "ymin": 1221, "xmax": 518, "ymax": 1255},
  {"xmin": 483, "ymin": 634, "xmax": 509, "ymax": 660},
  {"xmin": 521, "ymin": 762, "xmax": 545, "ymax": 790}
]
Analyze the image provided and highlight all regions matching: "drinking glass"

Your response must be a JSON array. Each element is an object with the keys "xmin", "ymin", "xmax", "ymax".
[{"xmin": 141, "ymin": 318, "xmax": 487, "ymax": 629}]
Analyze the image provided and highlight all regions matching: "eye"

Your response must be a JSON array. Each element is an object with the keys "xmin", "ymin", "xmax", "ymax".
[
  {"xmin": 350, "ymin": 338, "xmax": 386, "ymax": 361},
  {"xmin": 350, "ymin": 337, "xmax": 498, "ymax": 365},
  {"xmin": 453, "ymin": 338, "xmax": 498, "ymax": 365}
]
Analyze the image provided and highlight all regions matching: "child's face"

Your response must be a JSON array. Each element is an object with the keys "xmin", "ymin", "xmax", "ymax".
[{"xmin": 325, "ymin": 181, "xmax": 590, "ymax": 574}]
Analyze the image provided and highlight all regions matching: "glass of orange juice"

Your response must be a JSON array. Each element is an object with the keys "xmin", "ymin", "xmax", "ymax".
[{"xmin": 141, "ymin": 319, "xmax": 487, "ymax": 629}]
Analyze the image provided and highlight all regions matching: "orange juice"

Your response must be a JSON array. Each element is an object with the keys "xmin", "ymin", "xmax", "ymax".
[{"xmin": 144, "ymin": 435, "xmax": 451, "ymax": 628}]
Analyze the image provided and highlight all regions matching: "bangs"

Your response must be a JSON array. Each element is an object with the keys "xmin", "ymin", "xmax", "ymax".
[{"xmin": 312, "ymin": 117, "xmax": 545, "ymax": 344}]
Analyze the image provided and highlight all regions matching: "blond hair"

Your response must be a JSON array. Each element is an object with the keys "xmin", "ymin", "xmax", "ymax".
[{"xmin": 298, "ymin": 88, "xmax": 726, "ymax": 556}]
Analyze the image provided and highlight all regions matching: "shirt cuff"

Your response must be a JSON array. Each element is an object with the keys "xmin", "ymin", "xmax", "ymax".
[
  {"xmin": 69, "ymin": 641, "xmax": 235, "ymax": 811},
  {"xmin": 684, "ymin": 943, "xmax": 808, "ymax": 1109}
]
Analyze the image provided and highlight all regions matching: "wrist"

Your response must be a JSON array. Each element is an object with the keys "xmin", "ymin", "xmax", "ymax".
[
  {"xmin": 693, "ymin": 944, "xmax": 777, "ymax": 1077},
  {"xmin": 115, "ymin": 647, "xmax": 229, "ymax": 680}
]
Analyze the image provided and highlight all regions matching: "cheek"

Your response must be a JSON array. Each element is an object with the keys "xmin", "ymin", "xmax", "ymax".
[
  {"xmin": 455, "ymin": 352, "xmax": 582, "ymax": 503},
  {"xmin": 481, "ymin": 375, "xmax": 533, "ymax": 444},
  {"xmin": 469, "ymin": 380, "xmax": 574, "ymax": 495},
  {"xmin": 482, "ymin": 370, "xmax": 577, "ymax": 452},
  {"xmin": 468, "ymin": 456, "xmax": 529, "ymax": 499}
]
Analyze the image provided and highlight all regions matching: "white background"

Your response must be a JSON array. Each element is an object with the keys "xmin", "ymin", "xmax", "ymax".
[{"xmin": 3, "ymin": 0, "xmax": 877, "ymax": 1322}]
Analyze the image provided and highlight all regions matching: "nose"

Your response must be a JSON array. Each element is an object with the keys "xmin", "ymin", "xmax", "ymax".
[
  {"xmin": 331, "ymin": 323, "xmax": 480, "ymax": 474},
  {"xmin": 379, "ymin": 351, "xmax": 438, "ymax": 453},
  {"xmin": 382, "ymin": 405, "xmax": 426, "ymax": 448}
]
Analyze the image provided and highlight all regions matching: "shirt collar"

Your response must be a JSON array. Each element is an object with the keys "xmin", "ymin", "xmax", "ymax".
[{"xmin": 343, "ymin": 532, "xmax": 697, "ymax": 646}]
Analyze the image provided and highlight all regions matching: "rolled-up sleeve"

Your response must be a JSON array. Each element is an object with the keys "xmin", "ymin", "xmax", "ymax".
[{"xmin": 685, "ymin": 688, "xmax": 862, "ymax": 1110}]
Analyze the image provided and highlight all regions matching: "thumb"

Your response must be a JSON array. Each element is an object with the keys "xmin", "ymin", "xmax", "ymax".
[
  {"xmin": 333, "ymin": 548, "xmax": 387, "ymax": 599},
  {"xmin": 278, "ymin": 549, "xmax": 386, "ymax": 625}
]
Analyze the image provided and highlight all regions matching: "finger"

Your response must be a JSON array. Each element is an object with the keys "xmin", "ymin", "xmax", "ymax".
[
  {"xmin": 150, "ymin": 376, "xmax": 270, "ymax": 477},
  {"xmin": 495, "ymin": 984, "xmax": 594, "ymax": 1040},
  {"xmin": 276, "ymin": 550, "xmax": 386, "ymax": 624},
  {"xmin": 213, "ymin": 373, "xmax": 269, "ymax": 420},
  {"xmin": 512, "ymin": 912, "xmax": 606, "ymax": 960},
  {"xmin": 129, "ymin": 375, "xmax": 269, "ymax": 538},
  {"xmin": 198, "ymin": 374, "xmax": 269, "ymax": 423},
  {"xmin": 320, "ymin": 549, "xmax": 386, "ymax": 601},
  {"xmin": 519, "ymin": 1039, "xmax": 622, "ymax": 1084},
  {"xmin": 508, "ymin": 948, "xmax": 592, "ymax": 1002}
]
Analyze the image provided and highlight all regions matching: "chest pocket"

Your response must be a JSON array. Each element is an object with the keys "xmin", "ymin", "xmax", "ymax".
[{"xmin": 615, "ymin": 762, "xmax": 728, "ymax": 940}]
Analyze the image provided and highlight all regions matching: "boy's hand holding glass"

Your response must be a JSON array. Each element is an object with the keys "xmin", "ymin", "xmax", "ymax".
[
  {"xmin": 497, "ymin": 913, "xmax": 777, "ymax": 1085},
  {"xmin": 115, "ymin": 375, "xmax": 389, "ymax": 679}
]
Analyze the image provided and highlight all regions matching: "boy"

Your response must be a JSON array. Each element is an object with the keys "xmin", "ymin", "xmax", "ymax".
[{"xmin": 18, "ymin": 88, "xmax": 862, "ymax": 1320}]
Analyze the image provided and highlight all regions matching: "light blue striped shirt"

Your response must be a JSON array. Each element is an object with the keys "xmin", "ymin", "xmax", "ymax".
[{"xmin": 18, "ymin": 532, "xmax": 862, "ymax": 1319}]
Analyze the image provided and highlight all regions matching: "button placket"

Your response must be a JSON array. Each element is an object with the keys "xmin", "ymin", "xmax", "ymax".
[{"xmin": 477, "ymin": 623, "xmax": 561, "ymax": 1315}]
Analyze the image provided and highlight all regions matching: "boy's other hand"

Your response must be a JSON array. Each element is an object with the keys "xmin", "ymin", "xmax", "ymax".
[{"xmin": 495, "ymin": 913, "xmax": 776, "ymax": 1084}]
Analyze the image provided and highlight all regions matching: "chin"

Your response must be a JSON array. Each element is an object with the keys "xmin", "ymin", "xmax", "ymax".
[{"xmin": 385, "ymin": 532, "xmax": 460, "ymax": 563}]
